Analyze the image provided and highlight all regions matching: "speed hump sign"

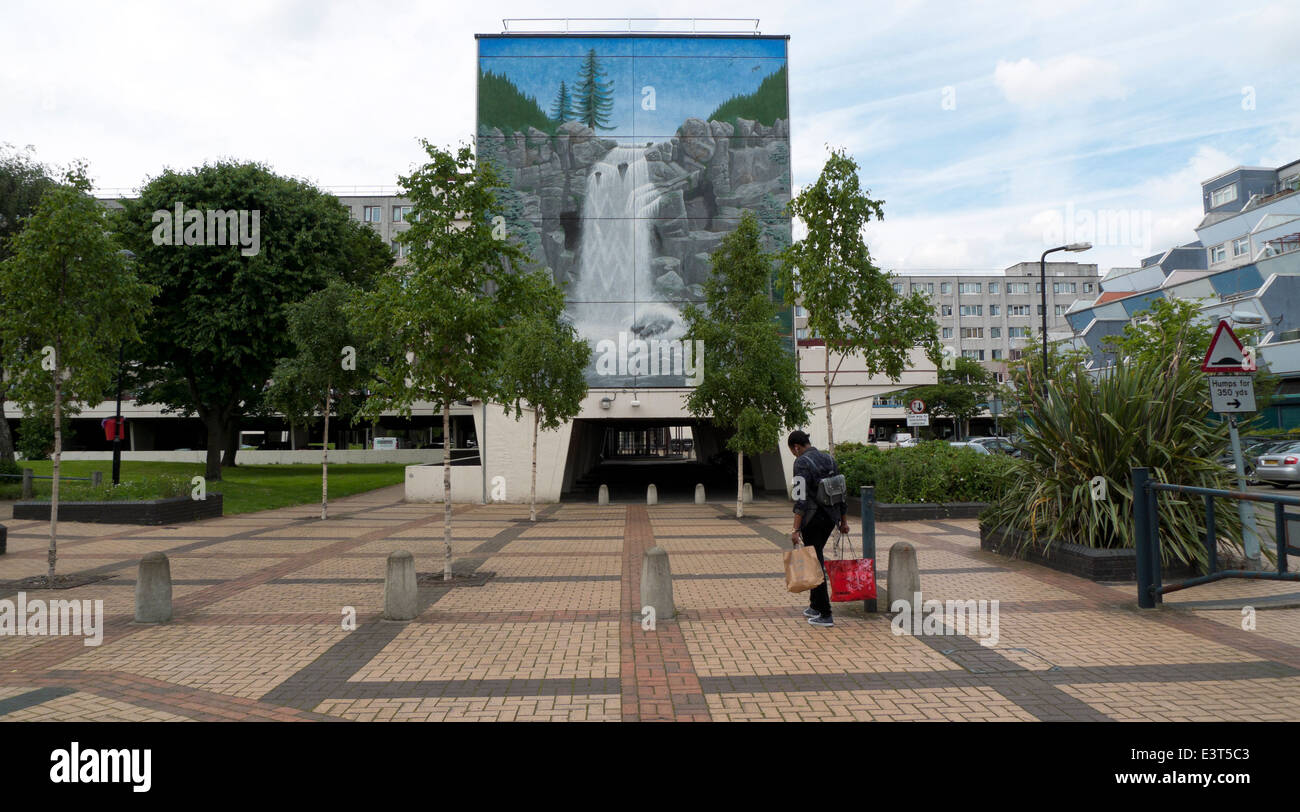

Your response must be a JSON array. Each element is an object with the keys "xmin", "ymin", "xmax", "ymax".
[{"xmin": 908, "ymin": 399, "xmax": 926, "ymax": 414}]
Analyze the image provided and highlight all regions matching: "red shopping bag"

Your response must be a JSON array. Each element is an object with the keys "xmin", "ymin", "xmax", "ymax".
[{"xmin": 826, "ymin": 530, "xmax": 876, "ymax": 601}]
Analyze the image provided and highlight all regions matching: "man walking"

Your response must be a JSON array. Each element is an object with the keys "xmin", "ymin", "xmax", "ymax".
[{"xmin": 788, "ymin": 430, "xmax": 849, "ymax": 627}]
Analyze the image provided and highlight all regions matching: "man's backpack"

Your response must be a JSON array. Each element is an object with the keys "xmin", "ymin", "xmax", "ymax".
[{"xmin": 809, "ymin": 449, "xmax": 847, "ymax": 508}]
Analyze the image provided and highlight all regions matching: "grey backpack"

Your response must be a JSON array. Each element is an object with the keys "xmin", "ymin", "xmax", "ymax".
[{"xmin": 811, "ymin": 450, "xmax": 847, "ymax": 507}]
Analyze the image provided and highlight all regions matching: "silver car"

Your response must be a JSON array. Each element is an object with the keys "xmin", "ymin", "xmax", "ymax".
[
  {"xmin": 949, "ymin": 441, "xmax": 991, "ymax": 454},
  {"xmin": 1254, "ymin": 441, "xmax": 1300, "ymax": 488}
]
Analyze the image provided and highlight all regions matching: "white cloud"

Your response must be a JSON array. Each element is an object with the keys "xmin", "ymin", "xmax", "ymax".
[{"xmin": 994, "ymin": 55, "xmax": 1128, "ymax": 109}]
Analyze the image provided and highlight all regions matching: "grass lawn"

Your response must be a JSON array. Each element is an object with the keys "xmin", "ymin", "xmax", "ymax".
[{"xmin": 2, "ymin": 460, "xmax": 407, "ymax": 516}]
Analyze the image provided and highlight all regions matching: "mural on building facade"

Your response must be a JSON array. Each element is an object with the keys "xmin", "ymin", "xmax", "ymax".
[{"xmin": 477, "ymin": 35, "xmax": 792, "ymax": 386}]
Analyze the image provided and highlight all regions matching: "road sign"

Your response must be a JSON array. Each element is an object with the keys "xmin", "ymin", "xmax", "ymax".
[
  {"xmin": 908, "ymin": 399, "xmax": 926, "ymax": 414},
  {"xmin": 1202, "ymin": 321, "xmax": 1251, "ymax": 373},
  {"xmin": 906, "ymin": 413, "xmax": 930, "ymax": 427},
  {"xmin": 1208, "ymin": 375, "xmax": 1256, "ymax": 413}
]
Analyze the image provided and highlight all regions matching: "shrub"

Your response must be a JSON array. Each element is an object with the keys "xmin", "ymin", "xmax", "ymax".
[
  {"xmin": 60, "ymin": 474, "xmax": 193, "ymax": 502},
  {"xmin": 835, "ymin": 441, "xmax": 1010, "ymax": 503},
  {"xmin": 981, "ymin": 354, "xmax": 1242, "ymax": 569},
  {"xmin": 16, "ymin": 413, "xmax": 53, "ymax": 461},
  {"xmin": 836, "ymin": 442, "xmax": 887, "ymax": 493}
]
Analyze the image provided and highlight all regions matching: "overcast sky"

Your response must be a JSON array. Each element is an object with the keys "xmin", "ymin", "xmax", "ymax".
[{"xmin": 4, "ymin": 0, "xmax": 1297, "ymax": 275}]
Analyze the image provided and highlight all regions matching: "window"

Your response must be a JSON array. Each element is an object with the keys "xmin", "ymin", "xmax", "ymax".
[
  {"xmin": 941, "ymin": 305, "xmax": 953, "ymax": 317},
  {"xmin": 991, "ymin": 349, "xmax": 1003, "ymax": 360},
  {"xmin": 393, "ymin": 205, "xmax": 413, "ymax": 222},
  {"xmin": 1210, "ymin": 184, "xmax": 1238, "ymax": 208},
  {"xmin": 988, "ymin": 282, "xmax": 999, "ymax": 295},
  {"xmin": 962, "ymin": 349, "xmax": 985, "ymax": 360},
  {"xmin": 1006, "ymin": 282, "xmax": 1030, "ymax": 295},
  {"xmin": 990, "ymin": 327, "xmax": 1001, "ymax": 339},
  {"xmin": 1055, "ymin": 305, "xmax": 1066, "ymax": 316},
  {"xmin": 1008, "ymin": 305, "xmax": 1031, "ymax": 316},
  {"xmin": 911, "ymin": 282, "xmax": 934, "ymax": 295},
  {"xmin": 959, "ymin": 282, "xmax": 981, "ymax": 294},
  {"xmin": 1083, "ymin": 283, "xmax": 1094, "ymax": 293},
  {"xmin": 391, "ymin": 240, "xmax": 409, "ymax": 258},
  {"xmin": 989, "ymin": 304, "xmax": 1000, "ymax": 316},
  {"xmin": 1037, "ymin": 304, "xmax": 1045, "ymax": 315},
  {"xmin": 1008, "ymin": 326, "xmax": 1031, "ymax": 339},
  {"xmin": 940, "ymin": 282, "xmax": 952, "ymax": 295},
  {"xmin": 1009, "ymin": 349, "xmax": 1023, "ymax": 361},
  {"xmin": 1233, "ymin": 237, "xmax": 1249, "ymax": 257},
  {"xmin": 1283, "ymin": 174, "xmax": 1300, "ymax": 192},
  {"xmin": 942, "ymin": 327, "xmax": 953, "ymax": 339},
  {"xmin": 364, "ymin": 206, "xmax": 382, "ymax": 223},
  {"xmin": 961, "ymin": 327, "xmax": 983, "ymax": 339},
  {"xmin": 1210, "ymin": 244, "xmax": 1227, "ymax": 263},
  {"xmin": 892, "ymin": 282, "xmax": 904, "ymax": 294},
  {"xmin": 1035, "ymin": 282, "xmax": 1042, "ymax": 293},
  {"xmin": 1053, "ymin": 282, "xmax": 1076, "ymax": 294},
  {"xmin": 959, "ymin": 305, "xmax": 982, "ymax": 316}
]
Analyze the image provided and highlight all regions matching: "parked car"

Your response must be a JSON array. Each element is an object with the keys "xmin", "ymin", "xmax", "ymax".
[
  {"xmin": 948, "ymin": 441, "xmax": 991, "ymax": 454},
  {"xmin": 1254, "ymin": 441, "xmax": 1300, "ymax": 488},
  {"xmin": 968, "ymin": 436, "xmax": 1018, "ymax": 456}
]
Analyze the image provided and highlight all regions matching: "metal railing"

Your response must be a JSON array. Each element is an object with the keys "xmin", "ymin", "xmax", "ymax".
[
  {"xmin": 1132, "ymin": 466, "xmax": 1300, "ymax": 608},
  {"xmin": 500, "ymin": 18, "xmax": 761, "ymax": 34}
]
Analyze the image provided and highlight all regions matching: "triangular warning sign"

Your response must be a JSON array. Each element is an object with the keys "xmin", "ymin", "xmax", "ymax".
[{"xmin": 1202, "ymin": 320, "xmax": 1247, "ymax": 372}]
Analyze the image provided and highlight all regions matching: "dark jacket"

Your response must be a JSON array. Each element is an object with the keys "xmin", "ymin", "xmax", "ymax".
[{"xmin": 792, "ymin": 447, "xmax": 846, "ymax": 523}]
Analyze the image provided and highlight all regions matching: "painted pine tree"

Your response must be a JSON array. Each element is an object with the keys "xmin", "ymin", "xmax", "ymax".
[
  {"xmin": 573, "ymin": 49, "xmax": 614, "ymax": 131},
  {"xmin": 550, "ymin": 81, "xmax": 574, "ymax": 125}
]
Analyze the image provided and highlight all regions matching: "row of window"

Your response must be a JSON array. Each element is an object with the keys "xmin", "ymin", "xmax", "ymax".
[
  {"xmin": 942, "ymin": 326, "xmax": 1033, "ymax": 340},
  {"xmin": 939, "ymin": 303, "xmax": 1066, "ymax": 317},
  {"xmin": 960, "ymin": 349, "xmax": 1025, "ymax": 361},
  {"xmin": 345, "ymin": 205, "xmax": 414, "ymax": 223},
  {"xmin": 1210, "ymin": 237, "xmax": 1252, "ymax": 264},
  {"xmin": 901, "ymin": 281, "xmax": 1093, "ymax": 296}
]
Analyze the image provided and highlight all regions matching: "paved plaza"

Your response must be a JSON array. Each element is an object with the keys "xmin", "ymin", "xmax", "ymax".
[{"xmin": 3, "ymin": 485, "xmax": 1300, "ymax": 722}]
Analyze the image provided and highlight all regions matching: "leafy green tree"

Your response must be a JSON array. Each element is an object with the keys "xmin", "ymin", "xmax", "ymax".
[
  {"xmin": 910, "ymin": 356, "xmax": 997, "ymax": 440},
  {"xmin": 0, "ymin": 146, "xmax": 56, "ymax": 464},
  {"xmin": 266, "ymin": 279, "xmax": 368, "ymax": 520},
  {"xmin": 779, "ymin": 148, "xmax": 940, "ymax": 453},
  {"xmin": 0, "ymin": 165, "xmax": 156, "ymax": 582},
  {"xmin": 500, "ymin": 275, "xmax": 591, "ymax": 521},
  {"xmin": 351, "ymin": 141, "xmax": 534, "ymax": 579},
  {"xmin": 573, "ymin": 49, "xmax": 614, "ymax": 131},
  {"xmin": 113, "ymin": 161, "xmax": 391, "ymax": 481},
  {"xmin": 550, "ymin": 81, "xmax": 575, "ymax": 125},
  {"xmin": 684, "ymin": 212, "xmax": 810, "ymax": 517}
]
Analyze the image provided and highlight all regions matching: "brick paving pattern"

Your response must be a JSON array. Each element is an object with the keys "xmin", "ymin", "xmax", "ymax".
[{"xmin": 4, "ymin": 484, "xmax": 1300, "ymax": 721}]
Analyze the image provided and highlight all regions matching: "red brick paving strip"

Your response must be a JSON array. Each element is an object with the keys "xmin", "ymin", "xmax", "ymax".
[{"xmin": 620, "ymin": 505, "xmax": 710, "ymax": 722}]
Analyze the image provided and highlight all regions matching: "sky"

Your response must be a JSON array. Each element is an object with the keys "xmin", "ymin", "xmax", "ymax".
[{"xmin": 3, "ymin": 0, "xmax": 1298, "ymax": 276}]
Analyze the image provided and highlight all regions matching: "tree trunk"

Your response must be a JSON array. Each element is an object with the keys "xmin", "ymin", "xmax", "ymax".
[
  {"xmin": 824, "ymin": 355, "xmax": 835, "ymax": 455},
  {"xmin": 442, "ymin": 402, "xmax": 453, "ymax": 581},
  {"xmin": 202, "ymin": 414, "xmax": 223, "ymax": 481},
  {"xmin": 736, "ymin": 449, "xmax": 744, "ymax": 519},
  {"xmin": 0, "ymin": 390, "xmax": 15, "ymax": 464},
  {"xmin": 321, "ymin": 384, "xmax": 330, "ymax": 521},
  {"xmin": 529, "ymin": 409, "xmax": 538, "ymax": 522},
  {"xmin": 48, "ymin": 354, "xmax": 62, "ymax": 583},
  {"xmin": 222, "ymin": 414, "xmax": 239, "ymax": 468}
]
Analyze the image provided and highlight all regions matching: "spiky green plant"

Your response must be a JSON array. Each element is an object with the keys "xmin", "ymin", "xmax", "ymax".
[{"xmin": 983, "ymin": 348, "xmax": 1245, "ymax": 570}]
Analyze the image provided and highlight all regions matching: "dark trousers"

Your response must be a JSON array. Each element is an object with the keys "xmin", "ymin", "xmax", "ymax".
[{"xmin": 802, "ymin": 510, "xmax": 835, "ymax": 616}]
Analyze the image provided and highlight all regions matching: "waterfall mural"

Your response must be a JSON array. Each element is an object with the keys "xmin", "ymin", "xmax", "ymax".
[{"xmin": 476, "ymin": 34, "xmax": 792, "ymax": 386}]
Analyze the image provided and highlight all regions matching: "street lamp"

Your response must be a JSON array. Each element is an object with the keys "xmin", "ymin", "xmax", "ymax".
[
  {"xmin": 112, "ymin": 249, "xmax": 135, "ymax": 485},
  {"xmin": 1039, "ymin": 242, "xmax": 1091, "ymax": 386}
]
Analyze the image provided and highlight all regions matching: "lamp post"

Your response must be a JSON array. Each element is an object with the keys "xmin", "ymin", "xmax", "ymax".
[
  {"xmin": 112, "ymin": 249, "xmax": 135, "ymax": 485},
  {"xmin": 1039, "ymin": 242, "xmax": 1091, "ymax": 386}
]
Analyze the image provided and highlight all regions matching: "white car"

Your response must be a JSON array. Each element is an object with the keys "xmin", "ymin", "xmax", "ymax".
[{"xmin": 948, "ymin": 441, "xmax": 991, "ymax": 454}]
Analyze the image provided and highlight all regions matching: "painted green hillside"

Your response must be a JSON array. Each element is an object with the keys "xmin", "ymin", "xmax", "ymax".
[
  {"xmin": 479, "ymin": 69, "xmax": 553, "ymax": 135},
  {"xmin": 708, "ymin": 64, "xmax": 788, "ymax": 128}
]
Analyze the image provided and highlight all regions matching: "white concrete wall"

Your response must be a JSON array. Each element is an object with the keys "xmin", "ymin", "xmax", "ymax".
[{"xmin": 404, "ymin": 463, "xmax": 487, "ymax": 502}]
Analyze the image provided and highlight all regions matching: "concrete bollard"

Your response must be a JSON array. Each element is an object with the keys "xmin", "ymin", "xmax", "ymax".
[
  {"xmin": 647, "ymin": 484, "xmax": 658, "ymax": 505},
  {"xmin": 742, "ymin": 483, "xmax": 753, "ymax": 503},
  {"xmin": 134, "ymin": 552, "xmax": 173, "ymax": 623},
  {"xmin": 641, "ymin": 546, "xmax": 675, "ymax": 621},
  {"xmin": 0, "ymin": 525, "xmax": 6, "ymax": 556},
  {"xmin": 885, "ymin": 542, "xmax": 921, "ymax": 612},
  {"xmin": 21, "ymin": 469, "xmax": 32, "ymax": 500},
  {"xmin": 694, "ymin": 483, "xmax": 705, "ymax": 504},
  {"xmin": 91, "ymin": 471, "xmax": 103, "ymax": 488},
  {"xmin": 598, "ymin": 484, "xmax": 609, "ymax": 505},
  {"xmin": 383, "ymin": 550, "xmax": 418, "ymax": 621}
]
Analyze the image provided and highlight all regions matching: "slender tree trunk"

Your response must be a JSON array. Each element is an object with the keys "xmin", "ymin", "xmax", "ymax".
[
  {"xmin": 49, "ymin": 351, "xmax": 62, "ymax": 583},
  {"xmin": 736, "ymin": 449, "xmax": 744, "ymax": 519},
  {"xmin": 202, "ymin": 414, "xmax": 223, "ymax": 481},
  {"xmin": 321, "ymin": 384, "xmax": 330, "ymax": 521},
  {"xmin": 442, "ymin": 401, "xmax": 452, "ymax": 581},
  {"xmin": 529, "ymin": 409, "xmax": 538, "ymax": 522},
  {"xmin": 222, "ymin": 414, "xmax": 239, "ymax": 468},
  {"xmin": 0, "ymin": 389, "xmax": 15, "ymax": 464},
  {"xmin": 824, "ymin": 354, "xmax": 834, "ymax": 454}
]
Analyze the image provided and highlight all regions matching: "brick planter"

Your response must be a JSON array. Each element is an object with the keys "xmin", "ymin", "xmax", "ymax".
[
  {"xmin": 980, "ymin": 522, "xmax": 1196, "ymax": 582},
  {"xmin": 14, "ymin": 494, "xmax": 223, "ymax": 525}
]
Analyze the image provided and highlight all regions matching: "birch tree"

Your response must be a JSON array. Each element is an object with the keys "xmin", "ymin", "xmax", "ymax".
[
  {"xmin": 779, "ymin": 148, "xmax": 939, "ymax": 454},
  {"xmin": 0, "ymin": 164, "xmax": 155, "ymax": 583}
]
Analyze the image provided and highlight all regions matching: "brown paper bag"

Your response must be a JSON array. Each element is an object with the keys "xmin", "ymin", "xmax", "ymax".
[{"xmin": 784, "ymin": 543, "xmax": 825, "ymax": 593}]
